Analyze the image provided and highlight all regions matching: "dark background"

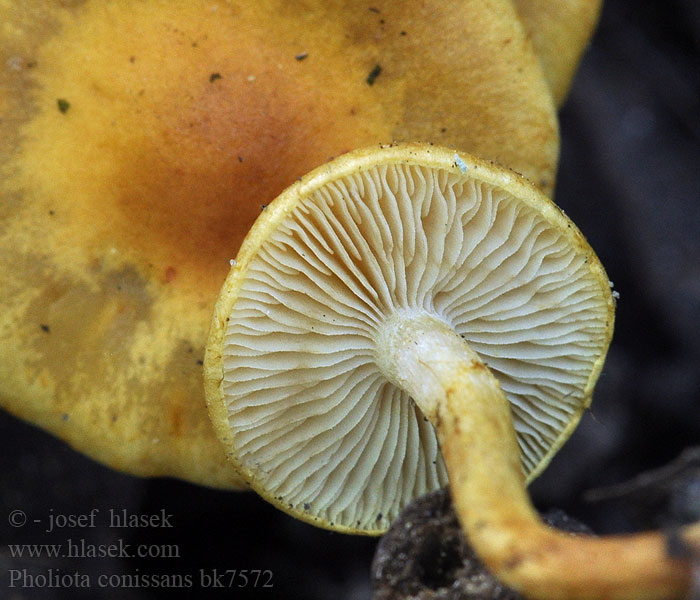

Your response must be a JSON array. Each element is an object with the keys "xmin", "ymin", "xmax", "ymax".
[{"xmin": 2, "ymin": 1, "xmax": 698, "ymax": 598}]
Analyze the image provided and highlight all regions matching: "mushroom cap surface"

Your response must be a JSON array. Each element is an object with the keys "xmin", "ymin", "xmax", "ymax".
[
  {"xmin": 1, "ymin": 0, "xmax": 556, "ymax": 487},
  {"xmin": 513, "ymin": 0, "xmax": 603, "ymax": 105},
  {"xmin": 205, "ymin": 143, "xmax": 615, "ymax": 533}
]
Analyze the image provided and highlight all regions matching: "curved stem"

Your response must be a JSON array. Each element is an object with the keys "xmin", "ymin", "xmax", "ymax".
[{"xmin": 375, "ymin": 310, "xmax": 699, "ymax": 600}]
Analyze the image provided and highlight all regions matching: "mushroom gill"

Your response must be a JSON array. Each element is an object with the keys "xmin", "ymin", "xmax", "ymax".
[{"xmin": 208, "ymin": 145, "xmax": 611, "ymax": 532}]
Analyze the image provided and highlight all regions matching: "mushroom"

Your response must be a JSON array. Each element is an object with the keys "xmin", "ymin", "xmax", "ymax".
[
  {"xmin": 205, "ymin": 143, "xmax": 700, "ymax": 598},
  {"xmin": 1, "ymin": 1, "xmax": 558, "ymax": 487},
  {"xmin": 513, "ymin": 0, "xmax": 603, "ymax": 105}
]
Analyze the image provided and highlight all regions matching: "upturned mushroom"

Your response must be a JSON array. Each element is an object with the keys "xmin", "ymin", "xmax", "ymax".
[
  {"xmin": 205, "ymin": 143, "xmax": 700, "ymax": 599},
  {"xmin": 1, "ymin": 0, "xmax": 559, "ymax": 487}
]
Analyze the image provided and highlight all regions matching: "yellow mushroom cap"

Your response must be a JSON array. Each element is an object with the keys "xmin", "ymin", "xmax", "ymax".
[
  {"xmin": 1, "ymin": 1, "xmax": 557, "ymax": 488},
  {"xmin": 513, "ymin": 0, "xmax": 603, "ymax": 105},
  {"xmin": 204, "ymin": 143, "xmax": 614, "ymax": 533}
]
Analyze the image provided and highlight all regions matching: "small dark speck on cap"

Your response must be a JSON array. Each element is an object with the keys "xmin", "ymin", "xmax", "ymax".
[
  {"xmin": 209, "ymin": 72, "xmax": 222, "ymax": 83},
  {"xmin": 57, "ymin": 99, "xmax": 70, "ymax": 113},
  {"xmin": 366, "ymin": 64, "xmax": 381, "ymax": 85},
  {"xmin": 40, "ymin": 324, "xmax": 50, "ymax": 333}
]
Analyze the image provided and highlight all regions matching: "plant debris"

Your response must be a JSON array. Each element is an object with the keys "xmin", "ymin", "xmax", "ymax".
[
  {"xmin": 56, "ymin": 99, "xmax": 70, "ymax": 113},
  {"xmin": 585, "ymin": 446, "xmax": 700, "ymax": 528}
]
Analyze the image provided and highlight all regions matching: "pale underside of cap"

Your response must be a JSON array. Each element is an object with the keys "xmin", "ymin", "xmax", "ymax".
[{"xmin": 210, "ymin": 147, "xmax": 613, "ymax": 533}]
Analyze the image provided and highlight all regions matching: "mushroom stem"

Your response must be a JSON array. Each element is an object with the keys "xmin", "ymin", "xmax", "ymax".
[{"xmin": 375, "ymin": 309, "xmax": 698, "ymax": 600}]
